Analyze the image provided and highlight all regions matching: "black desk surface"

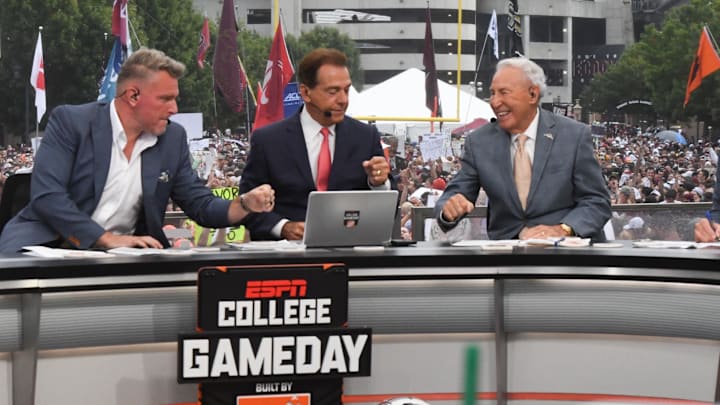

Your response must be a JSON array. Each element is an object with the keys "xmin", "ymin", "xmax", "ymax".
[{"xmin": 0, "ymin": 241, "xmax": 718, "ymax": 285}]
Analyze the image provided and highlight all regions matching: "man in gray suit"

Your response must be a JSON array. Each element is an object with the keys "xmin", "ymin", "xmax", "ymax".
[
  {"xmin": 435, "ymin": 57, "xmax": 610, "ymax": 240},
  {"xmin": 0, "ymin": 48, "xmax": 275, "ymax": 252}
]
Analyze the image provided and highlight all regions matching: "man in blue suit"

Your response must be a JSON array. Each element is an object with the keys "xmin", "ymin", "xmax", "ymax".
[
  {"xmin": 435, "ymin": 57, "xmax": 610, "ymax": 240},
  {"xmin": 239, "ymin": 48, "xmax": 394, "ymax": 241},
  {"xmin": 0, "ymin": 48, "xmax": 275, "ymax": 253}
]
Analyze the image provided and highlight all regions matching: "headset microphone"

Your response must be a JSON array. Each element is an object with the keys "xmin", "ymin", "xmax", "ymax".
[
  {"xmin": 323, "ymin": 110, "xmax": 332, "ymax": 118},
  {"xmin": 490, "ymin": 117, "xmax": 497, "ymax": 123}
]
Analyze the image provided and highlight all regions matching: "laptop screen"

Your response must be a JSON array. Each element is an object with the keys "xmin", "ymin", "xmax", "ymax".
[{"xmin": 303, "ymin": 190, "xmax": 399, "ymax": 247}]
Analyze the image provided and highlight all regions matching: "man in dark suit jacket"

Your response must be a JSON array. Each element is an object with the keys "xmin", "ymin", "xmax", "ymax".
[
  {"xmin": 0, "ymin": 48, "xmax": 274, "ymax": 253},
  {"xmin": 434, "ymin": 57, "xmax": 610, "ymax": 240},
  {"xmin": 239, "ymin": 48, "xmax": 394, "ymax": 241}
]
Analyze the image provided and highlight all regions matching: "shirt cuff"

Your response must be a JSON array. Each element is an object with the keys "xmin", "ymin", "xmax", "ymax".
[
  {"xmin": 271, "ymin": 219, "xmax": 289, "ymax": 239},
  {"xmin": 368, "ymin": 178, "xmax": 391, "ymax": 190}
]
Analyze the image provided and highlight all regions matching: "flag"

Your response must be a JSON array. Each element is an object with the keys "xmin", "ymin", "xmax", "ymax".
[
  {"xmin": 197, "ymin": 16, "xmax": 210, "ymax": 69},
  {"xmin": 423, "ymin": 7, "xmax": 442, "ymax": 121},
  {"xmin": 112, "ymin": 0, "xmax": 130, "ymax": 50},
  {"xmin": 30, "ymin": 31, "xmax": 46, "ymax": 123},
  {"xmin": 505, "ymin": 0, "xmax": 524, "ymax": 58},
  {"xmin": 684, "ymin": 26, "xmax": 720, "ymax": 106},
  {"xmin": 213, "ymin": 0, "xmax": 247, "ymax": 112},
  {"xmin": 487, "ymin": 10, "xmax": 499, "ymax": 59},
  {"xmin": 253, "ymin": 21, "xmax": 294, "ymax": 130},
  {"xmin": 97, "ymin": 38, "xmax": 124, "ymax": 102}
]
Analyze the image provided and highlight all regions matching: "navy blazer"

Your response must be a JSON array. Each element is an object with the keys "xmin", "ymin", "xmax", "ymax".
[
  {"xmin": 239, "ymin": 108, "xmax": 393, "ymax": 240},
  {"xmin": 0, "ymin": 102, "xmax": 231, "ymax": 252},
  {"xmin": 435, "ymin": 109, "xmax": 611, "ymax": 240}
]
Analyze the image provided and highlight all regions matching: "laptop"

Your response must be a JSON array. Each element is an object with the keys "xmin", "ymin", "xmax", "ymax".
[{"xmin": 303, "ymin": 190, "xmax": 399, "ymax": 248}]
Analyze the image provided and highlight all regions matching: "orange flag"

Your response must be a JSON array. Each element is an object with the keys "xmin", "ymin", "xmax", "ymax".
[{"xmin": 684, "ymin": 26, "xmax": 720, "ymax": 106}]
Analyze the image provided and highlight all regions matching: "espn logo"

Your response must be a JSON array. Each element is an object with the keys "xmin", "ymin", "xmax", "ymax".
[{"xmin": 245, "ymin": 279, "xmax": 307, "ymax": 298}]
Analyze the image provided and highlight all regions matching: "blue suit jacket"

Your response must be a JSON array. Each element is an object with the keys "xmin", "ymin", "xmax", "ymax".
[
  {"xmin": 0, "ymin": 102, "xmax": 232, "ymax": 252},
  {"xmin": 434, "ymin": 109, "xmax": 611, "ymax": 240},
  {"xmin": 239, "ymin": 108, "xmax": 393, "ymax": 240}
]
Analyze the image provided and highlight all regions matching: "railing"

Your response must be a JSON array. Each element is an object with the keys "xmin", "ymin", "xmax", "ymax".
[{"xmin": 410, "ymin": 203, "xmax": 711, "ymax": 241}]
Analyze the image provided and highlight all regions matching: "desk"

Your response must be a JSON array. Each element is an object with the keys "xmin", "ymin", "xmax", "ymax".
[{"xmin": 0, "ymin": 243, "xmax": 718, "ymax": 405}]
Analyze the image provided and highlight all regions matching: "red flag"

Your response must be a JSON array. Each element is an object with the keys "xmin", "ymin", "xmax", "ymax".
[
  {"xmin": 253, "ymin": 21, "xmax": 294, "ymax": 131},
  {"xmin": 112, "ymin": 0, "xmax": 129, "ymax": 48},
  {"xmin": 213, "ymin": 0, "xmax": 246, "ymax": 112},
  {"xmin": 423, "ymin": 7, "xmax": 442, "ymax": 131},
  {"xmin": 30, "ymin": 31, "xmax": 46, "ymax": 123},
  {"xmin": 197, "ymin": 17, "xmax": 210, "ymax": 69},
  {"xmin": 684, "ymin": 26, "xmax": 720, "ymax": 106}
]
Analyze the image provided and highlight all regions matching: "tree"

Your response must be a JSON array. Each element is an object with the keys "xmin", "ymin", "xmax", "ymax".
[
  {"xmin": 0, "ymin": 0, "xmax": 110, "ymax": 140},
  {"xmin": 581, "ymin": 0, "xmax": 720, "ymax": 126}
]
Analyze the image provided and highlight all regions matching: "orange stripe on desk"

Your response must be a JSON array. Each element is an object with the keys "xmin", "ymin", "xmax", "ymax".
[{"xmin": 341, "ymin": 392, "xmax": 712, "ymax": 404}]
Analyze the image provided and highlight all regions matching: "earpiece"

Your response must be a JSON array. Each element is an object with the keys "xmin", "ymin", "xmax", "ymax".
[
  {"xmin": 530, "ymin": 91, "xmax": 536, "ymax": 98},
  {"xmin": 132, "ymin": 90, "xmax": 140, "ymax": 101}
]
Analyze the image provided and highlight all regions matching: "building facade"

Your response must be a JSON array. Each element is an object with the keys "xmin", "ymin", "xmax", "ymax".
[{"xmin": 194, "ymin": 0, "xmax": 640, "ymax": 105}]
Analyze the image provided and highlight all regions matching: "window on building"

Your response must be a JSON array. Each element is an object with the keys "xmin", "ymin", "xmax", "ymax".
[
  {"xmin": 530, "ymin": 16, "xmax": 565, "ymax": 43},
  {"xmin": 247, "ymin": 9, "xmax": 271, "ymax": 25},
  {"xmin": 535, "ymin": 59, "xmax": 567, "ymax": 87},
  {"xmin": 573, "ymin": 18, "xmax": 605, "ymax": 46}
]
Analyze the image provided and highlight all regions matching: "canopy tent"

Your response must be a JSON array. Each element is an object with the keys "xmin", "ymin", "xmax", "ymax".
[{"xmin": 346, "ymin": 68, "xmax": 495, "ymax": 125}]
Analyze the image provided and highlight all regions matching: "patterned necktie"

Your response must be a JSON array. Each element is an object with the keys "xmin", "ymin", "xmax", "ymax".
[
  {"xmin": 514, "ymin": 134, "xmax": 532, "ymax": 210},
  {"xmin": 316, "ymin": 127, "xmax": 331, "ymax": 191}
]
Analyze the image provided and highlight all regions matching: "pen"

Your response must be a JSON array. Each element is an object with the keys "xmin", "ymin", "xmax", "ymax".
[{"xmin": 705, "ymin": 210, "xmax": 720, "ymax": 241}]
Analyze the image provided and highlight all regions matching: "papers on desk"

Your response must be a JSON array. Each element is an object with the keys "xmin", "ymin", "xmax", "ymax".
[
  {"xmin": 107, "ymin": 247, "xmax": 195, "ymax": 256},
  {"xmin": 451, "ymin": 237, "xmax": 591, "ymax": 250},
  {"xmin": 226, "ymin": 240, "xmax": 306, "ymax": 251},
  {"xmin": 23, "ymin": 246, "xmax": 114, "ymax": 258},
  {"xmin": 22, "ymin": 245, "xmax": 218, "ymax": 258},
  {"xmin": 451, "ymin": 240, "xmax": 519, "ymax": 251},
  {"xmin": 632, "ymin": 240, "xmax": 720, "ymax": 249}
]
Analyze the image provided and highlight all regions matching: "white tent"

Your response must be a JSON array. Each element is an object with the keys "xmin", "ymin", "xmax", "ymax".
[{"xmin": 346, "ymin": 68, "xmax": 495, "ymax": 125}]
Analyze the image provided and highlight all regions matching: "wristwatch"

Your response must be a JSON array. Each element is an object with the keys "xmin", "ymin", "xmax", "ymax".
[{"xmin": 560, "ymin": 223, "xmax": 574, "ymax": 236}]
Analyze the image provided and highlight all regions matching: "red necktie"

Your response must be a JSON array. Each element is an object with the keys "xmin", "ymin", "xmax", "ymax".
[{"xmin": 316, "ymin": 127, "xmax": 331, "ymax": 191}]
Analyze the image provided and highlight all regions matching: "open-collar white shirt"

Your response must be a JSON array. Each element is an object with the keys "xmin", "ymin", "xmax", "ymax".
[{"xmin": 90, "ymin": 100, "xmax": 158, "ymax": 235}]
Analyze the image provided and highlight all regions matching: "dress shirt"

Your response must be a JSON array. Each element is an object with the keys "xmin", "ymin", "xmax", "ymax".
[{"xmin": 91, "ymin": 100, "xmax": 157, "ymax": 235}]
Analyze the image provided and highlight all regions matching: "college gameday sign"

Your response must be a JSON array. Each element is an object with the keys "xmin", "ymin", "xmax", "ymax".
[{"xmin": 178, "ymin": 264, "xmax": 371, "ymax": 405}]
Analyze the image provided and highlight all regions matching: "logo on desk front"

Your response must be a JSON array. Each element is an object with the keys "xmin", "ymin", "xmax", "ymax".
[
  {"xmin": 246, "ymin": 279, "xmax": 307, "ymax": 298},
  {"xmin": 237, "ymin": 393, "xmax": 310, "ymax": 405}
]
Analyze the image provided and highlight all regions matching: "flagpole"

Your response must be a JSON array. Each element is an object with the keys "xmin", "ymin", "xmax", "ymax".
[
  {"xmin": 35, "ymin": 26, "xmax": 43, "ymax": 140},
  {"xmin": 465, "ymin": 35, "xmax": 488, "ymax": 122},
  {"xmin": 705, "ymin": 24, "xmax": 720, "ymax": 51}
]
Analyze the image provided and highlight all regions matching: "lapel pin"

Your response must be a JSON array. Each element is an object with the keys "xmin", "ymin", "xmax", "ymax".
[
  {"xmin": 158, "ymin": 171, "xmax": 170, "ymax": 183},
  {"xmin": 544, "ymin": 133, "xmax": 554, "ymax": 140}
]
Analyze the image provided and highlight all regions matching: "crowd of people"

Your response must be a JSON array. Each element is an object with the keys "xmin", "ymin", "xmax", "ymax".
[{"xmin": 1, "ymin": 120, "xmax": 713, "ymax": 243}]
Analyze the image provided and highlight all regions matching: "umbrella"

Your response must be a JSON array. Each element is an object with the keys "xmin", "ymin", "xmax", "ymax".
[
  {"xmin": 451, "ymin": 117, "xmax": 489, "ymax": 136},
  {"xmin": 654, "ymin": 130, "xmax": 687, "ymax": 145}
]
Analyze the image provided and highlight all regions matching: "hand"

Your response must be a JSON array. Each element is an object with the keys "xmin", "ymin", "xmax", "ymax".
[
  {"xmin": 440, "ymin": 194, "xmax": 474, "ymax": 222},
  {"xmin": 281, "ymin": 221, "xmax": 305, "ymax": 240},
  {"xmin": 95, "ymin": 232, "xmax": 164, "ymax": 249},
  {"xmin": 694, "ymin": 218, "xmax": 720, "ymax": 242},
  {"xmin": 362, "ymin": 156, "xmax": 390, "ymax": 186},
  {"xmin": 518, "ymin": 224, "xmax": 566, "ymax": 240},
  {"xmin": 239, "ymin": 184, "xmax": 275, "ymax": 213}
]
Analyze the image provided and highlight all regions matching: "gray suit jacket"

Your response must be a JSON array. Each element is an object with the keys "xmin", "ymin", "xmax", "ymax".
[
  {"xmin": 0, "ymin": 102, "xmax": 232, "ymax": 252},
  {"xmin": 434, "ymin": 109, "xmax": 611, "ymax": 240}
]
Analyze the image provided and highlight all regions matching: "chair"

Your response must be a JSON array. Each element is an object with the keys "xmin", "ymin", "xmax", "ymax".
[{"xmin": 0, "ymin": 173, "xmax": 32, "ymax": 235}]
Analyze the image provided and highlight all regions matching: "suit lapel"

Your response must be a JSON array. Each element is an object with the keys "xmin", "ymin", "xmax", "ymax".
[
  {"xmin": 330, "ymin": 120, "xmax": 352, "ymax": 187},
  {"xmin": 528, "ymin": 110, "xmax": 555, "ymax": 205},
  {"xmin": 91, "ymin": 104, "xmax": 113, "ymax": 207},
  {"xmin": 284, "ymin": 113, "xmax": 316, "ymax": 188}
]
